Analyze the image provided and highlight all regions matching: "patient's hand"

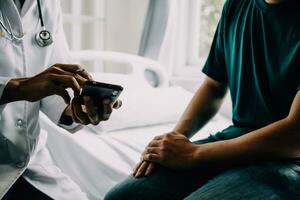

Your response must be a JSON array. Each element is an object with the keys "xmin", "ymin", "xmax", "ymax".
[
  {"xmin": 133, "ymin": 160, "xmax": 156, "ymax": 178},
  {"xmin": 134, "ymin": 132, "xmax": 200, "ymax": 177}
]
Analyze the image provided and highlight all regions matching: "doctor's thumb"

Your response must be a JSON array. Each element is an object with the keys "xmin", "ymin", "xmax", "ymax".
[{"xmin": 53, "ymin": 86, "xmax": 71, "ymax": 104}]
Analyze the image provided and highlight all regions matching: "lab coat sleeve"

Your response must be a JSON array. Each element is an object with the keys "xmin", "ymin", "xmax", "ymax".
[
  {"xmin": 40, "ymin": 1, "xmax": 82, "ymax": 133},
  {"xmin": 0, "ymin": 77, "xmax": 13, "ymax": 120}
]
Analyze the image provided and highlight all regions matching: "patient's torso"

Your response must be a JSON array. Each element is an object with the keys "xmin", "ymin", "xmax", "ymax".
[{"xmin": 212, "ymin": 0, "xmax": 300, "ymax": 139}]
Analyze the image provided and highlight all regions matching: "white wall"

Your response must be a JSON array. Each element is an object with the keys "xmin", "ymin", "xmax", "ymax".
[
  {"xmin": 103, "ymin": 0, "xmax": 149, "ymax": 73},
  {"xmin": 105, "ymin": 0, "xmax": 148, "ymax": 54},
  {"xmin": 60, "ymin": 0, "xmax": 148, "ymax": 72},
  {"xmin": 61, "ymin": 0, "xmax": 148, "ymax": 54}
]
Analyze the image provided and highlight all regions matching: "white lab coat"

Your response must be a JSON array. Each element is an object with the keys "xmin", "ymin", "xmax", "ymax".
[{"xmin": 0, "ymin": 0, "xmax": 88, "ymax": 199}]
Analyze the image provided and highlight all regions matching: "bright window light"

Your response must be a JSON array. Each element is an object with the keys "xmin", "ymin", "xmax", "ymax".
[{"xmin": 198, "ymin": 0, "xmax": 224, "ymax": 59}]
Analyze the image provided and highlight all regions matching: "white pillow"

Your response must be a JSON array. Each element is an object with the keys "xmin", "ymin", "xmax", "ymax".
[{"xmin": 87, "ymin": 86, "xmax": 193, "ymax": 133}]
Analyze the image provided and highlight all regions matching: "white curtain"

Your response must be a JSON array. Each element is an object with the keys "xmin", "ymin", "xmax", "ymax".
[
  {"xmin": 139, "ymin": 0, "xmax": 189, "ymax": 76},
  {"xmin": 158, "ymin": 0, "xmax": 189, "ymax": 76},
  {"xmin": 139, "ymin": 0, "xmax": 170, "ymax": 59}
]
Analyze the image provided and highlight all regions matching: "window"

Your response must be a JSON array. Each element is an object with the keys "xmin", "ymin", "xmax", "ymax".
[
  {"xmin": 60, "ymin": 0, "xmax": 106, "ymax": 71},
  {"xmin": 60, "ymin": 0, "xmax": 148, "ymax": 72},
  {"xmin": 61, "ymin": 0, "xmax": 106, "ymax": 51},
  {"xmin": 198, "ymin": 0, "xmax": 223, "ymax": 59},
  {"xmin": 189, "ymin": 0, "xmax": 224, "ymax": 64},
  {"xmin": 60, "ymin": 0, "xmax": 223, "ymax": 79},
  {"xmin": 173, "ymin": 0, "xmax": 224, "ymax": 81},
  {"xmin": 176, "ymin": 0, "xmax": 224, "ymax": 78}
]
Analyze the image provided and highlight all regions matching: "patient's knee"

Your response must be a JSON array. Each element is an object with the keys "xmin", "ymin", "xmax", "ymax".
[
  {"xmin": 104, "ymin": 186, "xmax": 126, "ymax": 200},
  {"xmin": 104, "ymin": 175, "xmax": 168, "ymax": 200},
  {"xmin": 104, "ymin": 177, "xmax": 139, "ymax": 200}
]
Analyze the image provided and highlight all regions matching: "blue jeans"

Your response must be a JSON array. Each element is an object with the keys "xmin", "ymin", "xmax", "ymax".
[{"xmin": 104, "ymin": 137, "xmax": 300, "ymax": 200}]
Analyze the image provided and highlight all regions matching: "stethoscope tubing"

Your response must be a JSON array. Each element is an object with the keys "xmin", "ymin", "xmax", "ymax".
[
  {"xmin": 0, "ymin": 12, "xmax": 24, "ymax": 41},
  {"xmin": 0, "ymin": 0, "xmax": 52, "ymax": 46}
]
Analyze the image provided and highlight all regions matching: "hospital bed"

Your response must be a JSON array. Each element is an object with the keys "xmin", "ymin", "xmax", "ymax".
[{"xmin": 40, "ymin": 51, "xmax": 231, "ymax": 200}]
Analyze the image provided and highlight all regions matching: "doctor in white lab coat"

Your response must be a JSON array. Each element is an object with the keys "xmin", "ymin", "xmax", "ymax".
[{"xmin": 0, "ymin": 0, "xmax": 121, "ymax": 199}]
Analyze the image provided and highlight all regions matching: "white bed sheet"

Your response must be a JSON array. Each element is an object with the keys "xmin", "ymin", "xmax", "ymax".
[{"xmin": 40, "ymin": 113, "xmax": 231, "ymax": 200}]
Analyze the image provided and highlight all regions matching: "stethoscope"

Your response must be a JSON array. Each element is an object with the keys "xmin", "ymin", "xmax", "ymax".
[{"xmin": 0, "ymin": 0, "xmax": 53, "ymax": 47}]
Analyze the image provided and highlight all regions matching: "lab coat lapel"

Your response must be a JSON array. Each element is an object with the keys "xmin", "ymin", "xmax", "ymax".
[
  {"xmin": 0, "ymin": 0, "xmax": 23, "ymax": 35},
  {"xmin": 20, "ymin": 0, "xmax": 35, "ymax": 18}
]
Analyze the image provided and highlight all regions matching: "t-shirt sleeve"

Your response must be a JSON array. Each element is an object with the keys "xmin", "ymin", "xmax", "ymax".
[{"xmin": 202, "ymin": 1, "xmax": 229, "ymax": 85}]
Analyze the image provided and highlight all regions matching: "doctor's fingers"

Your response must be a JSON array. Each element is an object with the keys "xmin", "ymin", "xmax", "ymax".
[
  {"xmin": 53, "ymin": 64, "xmax": 93, "ymax": 81},
  {"xmin": 47, "ymin": 74, "xmax": 81, "ymax": 95},
  {"xmin": 50, "ymin": 85, "xmax": 71, "ymax": 104},
  {"xmin": 48, "ymin": 66, "xmax": 87, "ymax": 86},
  {"xmin": 71, "ymin": 97, "xmax": 90, "ymax": 125},
  {"xmin": 113, "ymin": 99, "xmax": 122, "ymax": 109},
  {"xmin": 99, "ymin": 99, "xmax": 113, "ymax": 121},
  {"xmin": 83, "ymin": 96, "xmax": 100, "ymax": 125}
]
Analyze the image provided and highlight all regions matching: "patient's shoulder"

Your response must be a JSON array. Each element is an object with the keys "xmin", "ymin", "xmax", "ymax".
[{"xmin": 222, "ymin": 0, "xmax": 254, "ymax": 22}]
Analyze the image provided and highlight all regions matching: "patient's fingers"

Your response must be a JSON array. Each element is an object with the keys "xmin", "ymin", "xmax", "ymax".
[
  {"xmin": 145, "ymin": 162, "xmax": 156, "ymax": 176},
  {"xmin": 142, "ymin": 147, "xmax": 161, "ymax": 164},
  {"xmin": 145, "ymin": 135, "xmax": 164, "ymax": 149},
  {"xmin": 144, "ymin": 147, "xmax": 160, "ymax": 155},
  {"xmin": 135, "ymin": 161, "xmax": 149, "ymax": 178},
  {"xmin": 147, "ymin": 140, "xmax": 161, "ymax": 148},
  {"xmin": 153, "ymin": 135, "xmax": 164, "ymax": 141},
  {"xmin": 133, "ymin": 160, "xmax": 143, "ymax": 176},
  {"xmin": 143, "ymin": 153, "xmax": 161, "ymax": 164}
]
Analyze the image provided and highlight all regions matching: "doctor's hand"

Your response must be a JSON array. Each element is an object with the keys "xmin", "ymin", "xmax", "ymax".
[
  {"xmin": 133, "ymin": 131, "xmax": 200, "ymax": 177},
  {"xmin": 63, "ymin": 97, "xmax": 122, "ymax": 126},
  {"xmin": 0, "ymin": 64, "xmax": 91, "ymax": 105}
]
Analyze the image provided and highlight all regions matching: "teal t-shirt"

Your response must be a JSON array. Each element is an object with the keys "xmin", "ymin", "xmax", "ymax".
[{"xmin": 202, "ymin": 0, "xmax": 300, "ymax": 140}]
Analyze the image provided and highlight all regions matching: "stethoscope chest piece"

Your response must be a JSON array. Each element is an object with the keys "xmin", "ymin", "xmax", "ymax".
[
  {"xmin": 35, "ymin": 29, "xmax": 53, "ymax": 47},
  {"xmin": 0, "ymin": 0, "xmax": 53, "ymax": 47}
]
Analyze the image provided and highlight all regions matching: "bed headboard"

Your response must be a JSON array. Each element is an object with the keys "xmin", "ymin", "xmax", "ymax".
[{"xmin": 70, "ymin": 50, "xmax": 169, "ymax": 88}]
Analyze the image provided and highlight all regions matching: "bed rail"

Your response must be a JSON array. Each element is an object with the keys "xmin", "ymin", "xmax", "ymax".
[{"xmin": 70, "ymin": 50, "xmax": 169, "ymax": 88}]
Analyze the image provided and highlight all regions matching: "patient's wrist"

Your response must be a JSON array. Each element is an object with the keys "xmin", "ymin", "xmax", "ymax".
[{"xmin": 173, "ymin": 127, "xmax": 192, "ymax": 138}]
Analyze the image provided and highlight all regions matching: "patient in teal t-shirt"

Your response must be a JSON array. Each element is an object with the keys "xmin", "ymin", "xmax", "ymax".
[{"xmin": 105, "ymin": 0, "xmax": 300, "ymax": 199}]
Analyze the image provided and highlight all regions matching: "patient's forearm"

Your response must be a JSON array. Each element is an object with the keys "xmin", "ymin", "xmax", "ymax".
[
  {"xmin": 174, "ymin": 77, "xmax": 227, "ymax": 138},
  {"xmin": 195, "ymin": 92, "xmax": 300, "ymax": 167},
  {"xmin": 195, "ymin": 117, "xmax": 300, "ymax": 168}
]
